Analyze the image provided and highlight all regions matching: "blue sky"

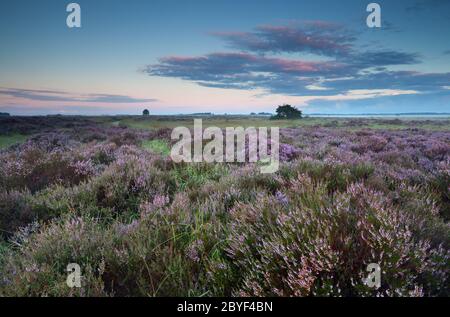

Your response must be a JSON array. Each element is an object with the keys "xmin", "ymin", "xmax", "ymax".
[{"xmin": 0, "ymin": 0, "xmax": 449, "ymax": 115}]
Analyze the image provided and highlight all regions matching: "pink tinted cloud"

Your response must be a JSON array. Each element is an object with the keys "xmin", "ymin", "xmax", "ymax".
[{"xmin": 213, "ymin": 22, "xmax": 354, "ymax": 57}]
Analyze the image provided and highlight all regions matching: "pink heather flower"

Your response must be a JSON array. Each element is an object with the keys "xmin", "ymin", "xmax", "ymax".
[
  {"xmin": 71, "ymin": 159, "xmax": 96, "ymax": 176},
  {"xmin": 152, "ymin": 194, "xmax": 170, "ymax": 208},
  {"xmin": 115, "ymin": 219, "xmax": 139, "ymax": 237},
  {"xmin": 186, "ymin": 239, "xmax": 204, "ymax": 263}
]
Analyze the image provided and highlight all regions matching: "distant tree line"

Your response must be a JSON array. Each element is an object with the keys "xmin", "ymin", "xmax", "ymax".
[
  {"xmin": 250, "ymin": 112, "xmax": 272, "ymax": 116},
  {"xmin": 140, "ymin": 106, "xmax": 303, "ymax": 119}
]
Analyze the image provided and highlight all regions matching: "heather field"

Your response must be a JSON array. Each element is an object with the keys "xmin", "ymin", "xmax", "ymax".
[{"xmin": 0, "ymin": 115, "xmax": 449, "ymax": 297}]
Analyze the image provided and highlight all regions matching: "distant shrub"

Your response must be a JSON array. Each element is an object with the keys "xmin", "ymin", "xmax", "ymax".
[{"xmin": 271, "ymin": 104, "xmax": 302, "ymax": 120}]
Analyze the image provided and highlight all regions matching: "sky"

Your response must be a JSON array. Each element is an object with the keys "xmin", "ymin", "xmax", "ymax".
[{"xmin": 0, "ymin": 0, "xmax": 450, "ymax": 115}]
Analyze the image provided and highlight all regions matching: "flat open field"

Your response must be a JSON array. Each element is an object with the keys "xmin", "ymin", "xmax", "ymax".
[
  {"xmin": 118, "ymin": 115, "xmax": 450, "ymax": 131},
  {"xmin": 0, "ymin": 115, "xmax": 449, "ymax": 297},
  {"xmin": 0, "ymin": 134, "xmax": 27, "ymax": 150}
]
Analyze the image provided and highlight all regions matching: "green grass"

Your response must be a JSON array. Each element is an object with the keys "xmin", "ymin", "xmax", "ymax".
[
  {"xmin": 142, "ymin": 139, "xmax": 171, "ymax": 156},
  {"xmin": 120, "ymin": 116, "xmax": 450, "ymax": 131},
  {"xmin": 121, "ymin": 116, "xmax": 334, "ymax": 130},
  {"xmin": 0, "ymin": 134, "xmax": 27, "ymax": 149},
  {"xmin": 0, "ymin": 239, "xmax": 9, "ymax": 264},
  {"xmin": 171, "ymin": 163, "xmax": 229, "ymax": 191}
]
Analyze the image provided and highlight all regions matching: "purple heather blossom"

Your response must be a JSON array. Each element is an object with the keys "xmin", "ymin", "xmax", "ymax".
[
  {"xmin": 115, "ymin": 219, "xmax": 139, "ymax": 237},
  {"xmin": 152, "ymin": 194, "xmax": 170, "ymax": 208},
  {"xmin": 186, "ymin": 239, "xmax": 204, "ymax": 263},
  {"xmin": 275, "ymin": 190, "xmax": 289, "ymax": 205}
]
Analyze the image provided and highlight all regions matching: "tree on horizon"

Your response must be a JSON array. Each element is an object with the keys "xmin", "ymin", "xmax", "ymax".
[
  {"xmin": 143, "ymin": 109, "xmax": 150, "ymax": 116},
  {"xmin": 272, "ymin": 104, "xmax": 302, "ymax": 119}
]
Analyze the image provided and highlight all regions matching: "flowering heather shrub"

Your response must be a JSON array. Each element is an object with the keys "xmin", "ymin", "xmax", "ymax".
[
  {"xmin": 0, "ymin": 216, "xmax": 109, "ymax": 296},
  {"xmin": 352, "ymin": 135, "xmax": 388, "ymax": 153},
  {"xmin": 74, "ymin": 142, "xmax": 117, "ymax": 166},
  {"xmin": 0, "ymin": 135, "xmax": 91, "ymax": 192},
  {"xmin": 279, "ymin": 143, "xmax": 301, "ymax": 162},
  {"xmin": 0, "ymin": 141, "xmax": 176, "ymax": 235},
  {"xmin": 0, "ymin": 184, "xmax": 91, "ymax": 239},
  {"xmin": 188, "ymin": 164, "xmax": 277, "ymax": 216},
  {"xmin": 82, "ymin": 149, "xmax": 176, "ymax": 218},
  {"xmin": 0, "ymin": 196, "xmax": 223, "ymax": 296},
  {"xmin": 225, "ymin": 176, "xmax": 449, "ymax": 296},
  {"xmin": 0, "ymin": 119, "xmax": 449, "ymax": 297},
  {"xmin": 424, "ymin": 140, "xmax": 449, "ymax": 160},
  {"xmin": 281, "ymin": 127, "xmax": 449, "ymax": 185},
  {"xmin": 0, "ymin": 190, "xmax": 34, "ymax": 238}
]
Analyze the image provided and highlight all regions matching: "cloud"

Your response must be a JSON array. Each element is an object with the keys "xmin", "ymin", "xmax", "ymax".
[
  {"xmin": 142, "ymin": 22, "xmax": 448, "ymax": 100},
  {"xmin": 348, "ymin": 51, "xmax": 420, "ymax": 68},
  {"xmin": 82, "ymin": 94, "xmax": 157, "ymax": 103},
  {"xmin": 0, "ymin": 105, "xmax": 145, "ymax": 116},
  {"xmin": 212, "ymin": 22, "xmax": 355, "ymax": 57},
  {"xmin": 211, "ymin": 23, "xmax": 420, "ymax": 67},
  {"xmin": 0, "ymin": 88, "xmax": 157, "ymax": 103},
  {"xmin": 143, "ymin": 52, "xmax": 433, "ymax": 97},
  {"xmin": 146, "ymin": 52, "xmax": 348, "ymax": 78},
  {"xmin": 143, "ymin": 52, "xmax": 354, "ymax": 95},
  {"xmin": 444, "ymin": 50, "xmax": 450, "ymax": 55},
  {"xmin": 308, "ymin": 90, "xmax": 450, "ymax": 114},
  {"xmin": 324, "ymin": 71, "xmax": 450, "ymax": 92}
]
